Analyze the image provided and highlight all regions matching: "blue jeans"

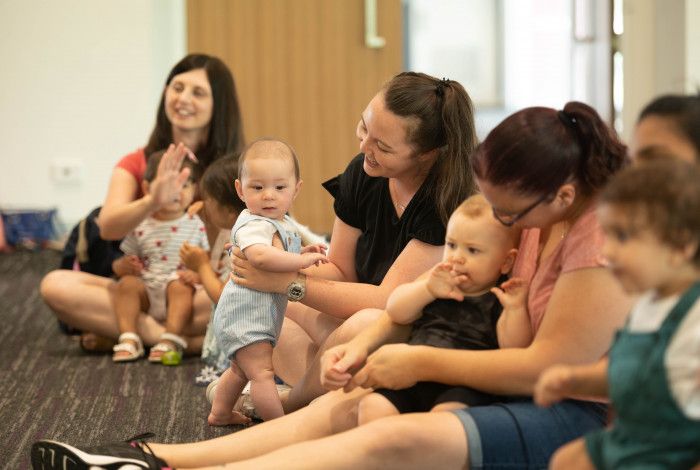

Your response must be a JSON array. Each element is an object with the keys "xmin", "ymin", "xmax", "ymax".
[{"xmin": 452, "ymin": 398, "xmax": 607, "ymax": 469}]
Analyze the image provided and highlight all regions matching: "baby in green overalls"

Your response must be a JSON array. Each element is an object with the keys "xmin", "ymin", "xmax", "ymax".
[{"xmin": 534, "ymin": 159, "xmax": 700, "ymax": 470}]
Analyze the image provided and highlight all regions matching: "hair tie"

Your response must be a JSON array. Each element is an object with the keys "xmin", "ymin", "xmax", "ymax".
[
  {"xmin": 558, "ymin": 110, "xmax": 589, "ymax": 161},
  {"xmin": 435, "ymin": 78, "xmax": 450, "ymax": 98},
  {"xmin": 557, "ymin": 110, "xmax": 577, "ymax": 129}
]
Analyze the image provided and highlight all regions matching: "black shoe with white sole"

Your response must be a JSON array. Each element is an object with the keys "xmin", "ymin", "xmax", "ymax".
[{"xmin": 30, "ymin": 432, "xmax": 170, "ymax": 469}]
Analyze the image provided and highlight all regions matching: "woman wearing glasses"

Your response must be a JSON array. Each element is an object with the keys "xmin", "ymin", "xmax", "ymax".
[{"xmin": 32, "ymin": 102, "xmax": 633, "ymax": 470}]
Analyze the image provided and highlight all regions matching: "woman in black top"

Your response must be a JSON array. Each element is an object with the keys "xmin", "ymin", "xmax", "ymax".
[{"xmin": 232, "ymin": 72, "xmax": 478, "ymax": 410}]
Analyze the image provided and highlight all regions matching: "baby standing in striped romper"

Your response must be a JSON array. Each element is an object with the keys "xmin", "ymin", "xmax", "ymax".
[{"xmin": 208, "ymin": 139, "xmax": 328, "ymax": 426}]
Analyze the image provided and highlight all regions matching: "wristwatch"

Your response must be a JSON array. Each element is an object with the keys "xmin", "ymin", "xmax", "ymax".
[{"xmin": 286, "ymin": 273, "xmax": 306, "ymax": 302}]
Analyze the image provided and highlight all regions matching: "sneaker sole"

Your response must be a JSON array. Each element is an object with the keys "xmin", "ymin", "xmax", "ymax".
[{"xmin": 31, "ymin": 440, "xmax": 150, "ymax": 469}]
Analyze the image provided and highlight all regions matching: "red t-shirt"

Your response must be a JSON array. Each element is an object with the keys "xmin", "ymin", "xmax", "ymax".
[{"xmin": 114, "ymin": 148, "xmax": 147, "ymax": 198}]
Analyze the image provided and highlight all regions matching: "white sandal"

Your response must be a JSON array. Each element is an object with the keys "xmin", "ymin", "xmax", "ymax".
[
  {"xmin": 148, "ymin": 332, "xmax": 188, "ymax": 364},
  {"xmin": 112, "ymin": 332, "xmax": 145, "ymax": 362}
]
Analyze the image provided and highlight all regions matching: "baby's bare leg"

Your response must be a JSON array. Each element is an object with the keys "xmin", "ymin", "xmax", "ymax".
[
  {"xmin": 208, "ymin": 362, "xmax": 251, "ymax": 426},
  {"xmin": 430, "ymin": 402, "xmax": 468, "ymax": 413},
  {"xmin": 111, "ymin": 276, "xmax": 149, "ymax": 359},
  {"xmin": 237, "ymin": 341, "xmax": 284, "ymax": 421},
  {"xmin": 165, "ymin": 279, "xmax": 195, "ymax": 339},
  {"xmin": 357, "ymin": 392, "xmax": 400, "ymax": 425},
  {"xmin": 549, "ymin": 438, "xmax": 596, "ymax": 470}
]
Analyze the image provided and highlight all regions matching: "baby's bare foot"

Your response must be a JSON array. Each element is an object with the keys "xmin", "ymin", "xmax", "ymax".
[{"xmin": 208, "ymin": 410, "xmax": 252, "ymax": 426}]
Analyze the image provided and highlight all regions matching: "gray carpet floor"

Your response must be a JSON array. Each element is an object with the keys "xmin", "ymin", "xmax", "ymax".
[{"xmin": 0, "ymin": 249, "xmax": 243, "ymax": 469}]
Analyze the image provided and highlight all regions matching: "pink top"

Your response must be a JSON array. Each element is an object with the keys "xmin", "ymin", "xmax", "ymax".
[
  {"xmin": 512, "ymin": 206, "xmax": 607, "ymax": 333},
  {"xmin": 115, "ymin": 148, "xmax": 147, "ymax": 198}
]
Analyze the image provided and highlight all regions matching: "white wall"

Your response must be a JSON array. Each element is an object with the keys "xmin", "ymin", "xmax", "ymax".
[
  {"xmin": 0, "ymin": 0, "xmax": 185, "ymax": 230},
  {"xmin": 687, "ymin": 0, "xmax": 700, "ymax": 92}
]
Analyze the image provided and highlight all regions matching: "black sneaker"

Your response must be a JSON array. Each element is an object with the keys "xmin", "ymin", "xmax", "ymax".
[{"xmin": 30, "ymin": 432, "xmax": 170, "ymax": 469}]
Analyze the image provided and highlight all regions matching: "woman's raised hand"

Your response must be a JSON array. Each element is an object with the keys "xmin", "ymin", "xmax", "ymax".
[{"xmin": 148, "ymin": 143, "xmax": 195, "ymax": 209}]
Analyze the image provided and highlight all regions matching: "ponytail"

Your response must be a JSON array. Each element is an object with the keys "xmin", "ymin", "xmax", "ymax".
[
  {"xmin": 384, "ymin": 72, "xmax": 477, "ymax": 223},
  {"xmin": 561, "ymin": 101, "xmax": 628, "ymax": 194},
  {"xmin": 472, "ymin": 101, "xmax": 628, "ymax": 197}
]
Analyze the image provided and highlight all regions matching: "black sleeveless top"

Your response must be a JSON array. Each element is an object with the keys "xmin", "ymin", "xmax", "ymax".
[{"xmin": 322, "ymin": 154, "xmax": 445, "ymax": 285}]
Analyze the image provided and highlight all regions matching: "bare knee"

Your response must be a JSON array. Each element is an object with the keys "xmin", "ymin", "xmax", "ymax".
[
  {"xmin": 331, "ymin": 308, "xmax": 383, "ymax": 345},
  {"xmin": 247, "ymin": 366, "xmax": 275, "ymax": 384},
  {"xmin": 229, "ymin": 361, "xmax": 248, "ymax": 381},
  {"xmin": 167, "ymin": 279, "xmax": 194, "ymax": 295},
  {"xmin": 40, "ymin": 270, "xmax": 68, "ymax": 310},
  {"xmin": 360, "ymin": 417, "xmax": 425, "ymax": 462},
  {"xmin": 549, "ymin": 439, "xmax": 593, "ymax": 470},
  {"xmin": 113, "ymin": 275, "xmax": 145, "ymax": 294},
  {"xmin": 357, "ymin": 393, "xmax": 398, "ymax": 425}
]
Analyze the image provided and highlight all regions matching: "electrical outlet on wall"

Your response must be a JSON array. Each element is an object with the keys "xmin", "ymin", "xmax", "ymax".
[{"xmin": 50, "ymin": 158, "xmax": 84, "ymax": 185}]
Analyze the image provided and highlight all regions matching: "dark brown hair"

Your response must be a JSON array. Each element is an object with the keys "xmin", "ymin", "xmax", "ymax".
[
  {"xmin": 143, "ymin": 150, "xmax": 198, "ymax": 183},
  {"xmin": 199, "ymin": 154, "xmax": 245, "ymax": 213},
  {"xmin": 383, "ymin": 72, "xmax": 478, "ymax": 224},
  {"xmin": 638, "ymin": 94, "xmax": 700, "ymax": 161},
  {"xmin": 601, "ymin": 159, "xmax": 700, "ymax": 266},
  {"xmin": 472, "ymin": 101, "xmax": 629, "ymax": 198},
  {"xmin": 144, "ymin": 54, "xmax": 245, "ymax": 170}
]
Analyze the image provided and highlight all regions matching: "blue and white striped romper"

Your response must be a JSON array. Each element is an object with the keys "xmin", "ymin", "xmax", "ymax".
[{"xmin": 213, "ymin": 211, "xmax": 301, "ymax": 360}]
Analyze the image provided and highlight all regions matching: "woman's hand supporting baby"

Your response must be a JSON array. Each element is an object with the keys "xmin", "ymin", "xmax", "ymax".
[
  {"xmin": 229, "ymin": 246, "xmax": 296, "ymax": 293},
  {"xmin": 351, "ymin": 343, "xmax": 422, "ymax": 391}
]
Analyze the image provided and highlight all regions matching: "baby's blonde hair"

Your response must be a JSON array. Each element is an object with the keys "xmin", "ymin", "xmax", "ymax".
[{"xmin": 453, "ymin": 194, "xmax": 521, "ymax": 247}]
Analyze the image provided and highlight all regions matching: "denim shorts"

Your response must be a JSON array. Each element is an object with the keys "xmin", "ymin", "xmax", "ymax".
[{"xmin": 452, "ymin": 398, "xmax": 607, "ymax": 469}]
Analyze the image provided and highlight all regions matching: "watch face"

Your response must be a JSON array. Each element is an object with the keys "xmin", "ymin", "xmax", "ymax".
[{"xmin": 289, "ymin": 284, "xmax": 304, "ymax": 301}]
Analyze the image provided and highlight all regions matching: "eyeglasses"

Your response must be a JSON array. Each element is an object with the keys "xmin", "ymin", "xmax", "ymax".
[{"xmin": 491, "ymin": 193, "xmax": 551, "ymax": 227}]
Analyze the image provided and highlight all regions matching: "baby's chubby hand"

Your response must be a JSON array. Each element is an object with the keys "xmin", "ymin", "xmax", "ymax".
[
  {"xmin": 320, "ymin": 343, "xmax": 366, "ymax": 392},
  {"xmin": 425, "ymin": 261, "xmax": 468, "ymax": 301},
  {"xmin": 299, "ymin": 245, "xmax": 329, "ymax": 268},
  {"xmin": 491, "ymin": 277, "xmax": 528, "ymax": 310},
  {"xmin": 179, "ymin": 242, "xmax": 209, "ymax": 271},
  {"xmin": 534, "ymin": 365, "xmax": 575, "ymax": 407},
  {"xmin": 187, "ymin": 200, "xmax": 204, "ymax": 218},
  {"xmin": 113, "ymin": 254, "xmax": 144, "ymax": 276},
  {"xmin": 177, "ymin": 269, "xmax": 201, "ymax": 286},
  {"xmin": 301, "ymin": 243, "xmax": 328, "ymax": 256}
]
